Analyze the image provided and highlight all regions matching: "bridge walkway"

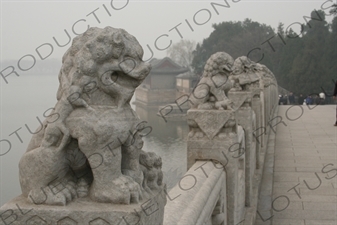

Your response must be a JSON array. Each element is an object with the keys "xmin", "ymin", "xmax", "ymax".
[{"xmin": 256, "ymin": 105, "xmax": 337, "ymax": 225}]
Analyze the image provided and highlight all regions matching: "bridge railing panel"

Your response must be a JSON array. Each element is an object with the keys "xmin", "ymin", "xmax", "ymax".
[{"xmin": 163, "ymin": 53, "xmax": 279, "ymax": 225}]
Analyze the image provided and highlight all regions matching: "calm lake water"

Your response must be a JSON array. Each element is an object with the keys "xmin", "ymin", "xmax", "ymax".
[{"xmin": 0, "ymin": 72, "xmax": 188, "ymax": 206}]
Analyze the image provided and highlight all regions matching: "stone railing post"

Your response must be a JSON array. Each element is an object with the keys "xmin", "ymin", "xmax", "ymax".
[
  {"xmin": 228, "ymin": 91, "xmax": 256, "ymax": 208},
  {"xmin": 187, "ymin": 109, "xmax": 246, "ymax": 225},
  {"xmin": 251, "ymin": 91, "xmax": 262, "ymax": 169}
]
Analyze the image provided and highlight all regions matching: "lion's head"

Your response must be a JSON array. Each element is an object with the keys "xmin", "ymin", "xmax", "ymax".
[
  {"xmin": 202, "ymin": 52, "xmax": 234, "ymax": 77},
  {"xmin": 56, "ymin": 27, "xmax": 151, "ymax": 107}
]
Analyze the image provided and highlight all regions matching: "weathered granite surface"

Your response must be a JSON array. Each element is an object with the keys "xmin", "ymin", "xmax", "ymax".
[
  {"xmin": 177, "ymin": 52, "xmax": 278, "ymax": 225},
  {"xmin": 164, "ymin": 161, "xmax": 226, "ymax": 225},
  {"xmin": 0, "ymin": 188, "xmax": 166, "ymax": 225},
  {"xmin": 1, "ymin": 26, "xmax": 166, "ymax": 224},
  {"xmin": 189, "ymin": 52, "xmax": 234, "ymax": 110}
]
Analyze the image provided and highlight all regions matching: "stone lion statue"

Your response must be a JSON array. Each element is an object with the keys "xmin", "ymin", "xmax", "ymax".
[
  {"xmin": 189, "ymin": 52, "xmax": 234, "ymax": 110},
  {"xmin": 231, "ymin": 56, "xmax": 275, "ymax": 91},
  {"xmin": 19, "ymin": 27, "xmax": 164, "ymax": 206}
]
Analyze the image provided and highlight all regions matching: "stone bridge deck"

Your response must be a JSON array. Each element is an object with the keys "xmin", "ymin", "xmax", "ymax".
[{"xmin": 256, "ymin": 105, "xmax": 337, "ymax": 225}]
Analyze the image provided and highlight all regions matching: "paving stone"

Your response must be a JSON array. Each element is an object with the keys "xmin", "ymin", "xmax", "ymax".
[
  {"xmin": 300, "ymin": 187, "xmax": 337, "ymax": 196},
  {"xmin": 274, "ymin": 148, "xmax": 294, "ymax": 152},
  {"xmin": 274, "ymin": 161, "xmax": 297, "ymax": 168},
  {"xmin": 274, "ymin": 194, "xmax": 337, "ymax": 203},
  {"xmin": 294, "ymin": 156, "xmax": 321, "ymax": 160},
  {"xmin": 333, "ymin": 182, "xmax": 337, "ymax": 188},
  {"xmin": 305, "ymin": 220, "xmax": 337, "ymax": 225},
  {"xmin": 272, "ymin": 209, "xmax": 337, "ymax": 220},
  {"xmin": 296, "ymin": 167, "xmax": 326, "ymax": 172},
  {"xmin": 321, "ymin": 155, "xmax": 337, "ymax": 160},
  {"xmin": 258, "ymin": 106, "xmax": 337, "ymax": 225},
  {"xmin": 273, "ymin": 181, "xmax": 303, "ymax": 189},
  {"xmin": 303, "ymin": 202, "xmax": 337, "ymax": 211},
  {"xmin": 271, "ymin": 219, "xmax": 305, "ymax": 225},
  {"xmin": 297, "ymin": 178, "xmax": 335, "ymax": 189},
  {"xmin": 295, "ymin": 159, "xmax": 326, "ymax": 164},
  {"xmin": 274, "ymin": 167, "xmax": 296, "ymax": 172},
  {"xmin": 274, "ymin": 173, "xmax": 299, "ymax": 182},
  {"xmin": 274, "ymin": 155, "xmax": 296, "ymax": 160},
  {"xmin": 271, "ymin": 192, "xmax": 301, "ymax": 200},
  {"xmin": 273, "ymin": 186, "xmax": 299, "ymax": 193},
  {"xmin": 270, "ymin": 198, "xmax": 302, "ymax": 210},
  {"xmin": 292, "ymin": 148, "xmax": 319, "ymax": 153}
]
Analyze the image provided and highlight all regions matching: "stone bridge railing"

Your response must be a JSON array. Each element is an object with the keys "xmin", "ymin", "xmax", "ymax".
[
  {"xmin": 164, "ymin": 54, "xmax": 278, "ymax": 225},
  {"xmin": 0, "ymin": 30, "xmax": 279, "ymax": 225}
]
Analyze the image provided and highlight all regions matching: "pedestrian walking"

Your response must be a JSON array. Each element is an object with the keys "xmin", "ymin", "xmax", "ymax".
[
  {"xmin": 333, "ymin": 81, "xmax": 337, "ymax": 126},
  {"xmin": 288, "ymin": 92, "xmax": 295, "ymax": 105},
  {"xmin": 298, "ymin": 94, "xmax": 305, "ymax": 105}
]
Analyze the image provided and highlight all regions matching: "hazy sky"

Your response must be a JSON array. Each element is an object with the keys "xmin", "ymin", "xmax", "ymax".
[{"xmin": 0, "ymin": 0, "xmax": 336, "ymax": 62}]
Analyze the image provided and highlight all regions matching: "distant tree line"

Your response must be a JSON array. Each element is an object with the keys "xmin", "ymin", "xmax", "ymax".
[{"xmin": 191, "ymin": 9, "xmax": 337, "ymax": 96}]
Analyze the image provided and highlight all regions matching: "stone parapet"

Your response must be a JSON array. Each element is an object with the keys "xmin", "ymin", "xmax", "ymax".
[
  {"xmin": 186, "ymin": 109, "xmax": 246, "ymax": 225},
  {"xmin": 0, "ymin": 188, "xmax": 166, "ymax": 225},
  {"xmin": 228, "ymin": 90, "xmax": 257, "ymax": 208},
  {"xmin": 163, "ymin": 53, "xmax": 280, "ymax": 225},
  {"xmin": 164, "ymin": 161, "xmax": 226, "ymax": 225}
]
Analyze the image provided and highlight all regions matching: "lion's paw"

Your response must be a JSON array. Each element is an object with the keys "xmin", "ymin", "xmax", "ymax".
[{"xmin": 90, "ymin": 175, "xmax": 142, "ymax": 204}]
